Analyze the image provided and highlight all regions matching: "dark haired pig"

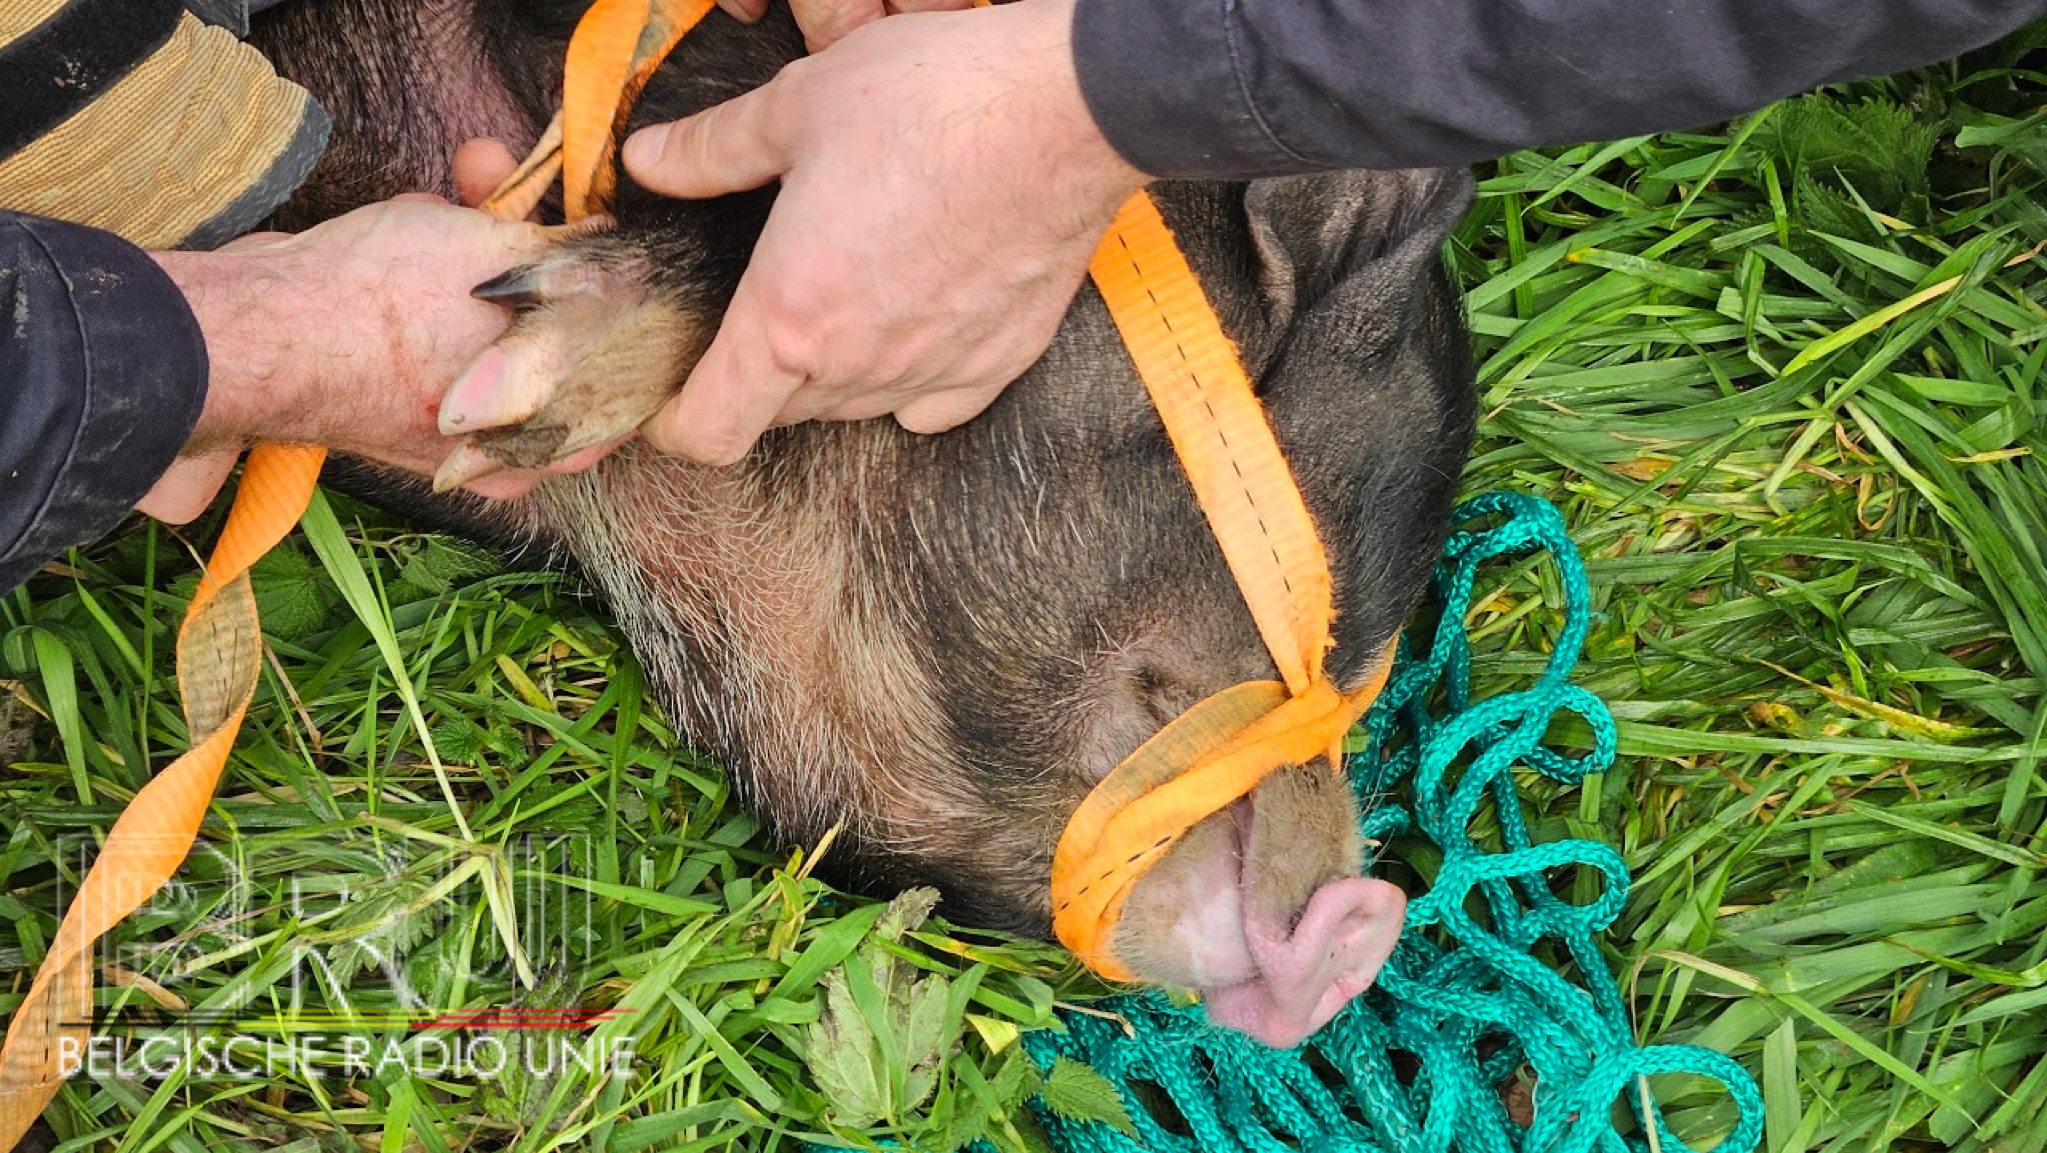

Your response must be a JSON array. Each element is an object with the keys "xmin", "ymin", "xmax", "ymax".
[{"xmin": 250, "ymin": 0, "xmax": 1476, "ymax": 1047}]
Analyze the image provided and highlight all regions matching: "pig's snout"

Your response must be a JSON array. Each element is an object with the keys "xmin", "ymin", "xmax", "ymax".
[
  {"xmin": 1203, "ymin": 873, "xmax": 1406, "ymax": 1048},
  {"xmin": 1109, "ymin": 764, "xmax": 1406, "ymax": 1049}
]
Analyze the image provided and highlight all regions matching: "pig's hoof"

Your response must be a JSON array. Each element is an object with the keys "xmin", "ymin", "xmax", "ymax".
[{"xmin": 433, "ymin": 248, "xmax": 703, "ymax": 492}]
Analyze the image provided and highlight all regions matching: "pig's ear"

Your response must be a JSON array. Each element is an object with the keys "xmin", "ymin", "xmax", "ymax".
[{"xmin": 1243, "ymin": 169, "xmax": 1473, "ymax": 326}]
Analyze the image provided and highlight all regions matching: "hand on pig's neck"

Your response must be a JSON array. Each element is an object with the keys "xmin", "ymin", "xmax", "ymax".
[
  {"xmin": 137, "ymin": 197, "xmax": 553, "ymax": 521},
  {"xmin": 618, "ymin": 0, "xmax": 1147, "ymax": 465}
]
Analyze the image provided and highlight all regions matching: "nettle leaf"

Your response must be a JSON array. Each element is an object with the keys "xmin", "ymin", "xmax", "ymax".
[
  {"xmin": 1759, "ymin": 95, "xmax": 1941, "ymax": 216},
  {"xmin": 898, "ymin": 971, "xmax": 951, "ymax": 1116},
  {"xmin": 922, "ymin": 1048, "xmax": 1046, "ymax": 1153},
  {"xmin": 399, "ymin": 537, "xmax": 503, "ymax": 595},
  {"xmin": 428, "ymin": 717, "xmax": 483, "ymax": 764},
  {"xmin": 876, "ymin": 887, "xmax": 939, "ymax": 942},
  {"xmin": 807, "ymin": 970, "xmax": 886, "ymax": 1127},
  {"xmin": 1793, "ymin": 171, "xmax": 1881, "ymax": 247},
  {"xmin": 484, "ymin": 709, "xmax": 531, "ymax": 766},
  {"xmin": 320, "ymin": 875, "xmax": 441, "ymax": 982},
  {"xmin": 802, "ymin": 887, "xmax": 963, "ymax": 1130},
  {"xmin": 251, "ymin": 546, "xmax": 337, "ymax": 639},
  {"xmin": 1038, "ymin": 1057, "xmax": 1137, "ymax": 1138}
]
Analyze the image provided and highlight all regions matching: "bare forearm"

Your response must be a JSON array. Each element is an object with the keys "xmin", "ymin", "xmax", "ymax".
[
  {"xmin": 150, "ymin": 243, "xmax": 310, "ymax": 454},
  {"xmin": 158, "ymin": 199, "xmax": 553, "ymax": 452},
  {"xmin": 144, "ymin": 197, "xmax": 550, "ymax": 514}
]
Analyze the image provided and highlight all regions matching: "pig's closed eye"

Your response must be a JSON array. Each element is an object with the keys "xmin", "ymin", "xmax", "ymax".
[{"xmin": 1131, "ymin": 666, "xmax": 1201, "ymax": 728}]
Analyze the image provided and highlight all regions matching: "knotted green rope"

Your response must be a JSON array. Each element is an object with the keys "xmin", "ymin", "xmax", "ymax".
[{"xmin": 1020, "ymin": 493, "xmax": 1765, "ymax": 1153}]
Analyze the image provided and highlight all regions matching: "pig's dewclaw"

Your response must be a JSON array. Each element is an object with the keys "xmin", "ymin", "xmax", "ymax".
[
  {"xmin": 468, "ymin": 265, "xmax": 554, "ymax": 308},
  {"xmin": 431, "ymin": 440, "xmax": 507, "ymax": 493},
  {"xmin": 433, "ymin": 246, "xmax": 702, "ymax": 493}
]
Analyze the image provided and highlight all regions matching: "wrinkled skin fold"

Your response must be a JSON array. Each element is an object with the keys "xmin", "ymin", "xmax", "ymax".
[{"xmin": 252, "ymin": 0, "xmax": 1477, "ymax": 1047}]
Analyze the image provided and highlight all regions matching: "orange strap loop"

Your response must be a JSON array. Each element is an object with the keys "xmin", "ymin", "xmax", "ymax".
[
  {"xmin": 562, "ymin": 0, "xmax": 717, "ymax": 220},
  {"xmin": 1086, "ymin": 194, "xmax": 1334, "ymax": 697},
  {"xmin": 480, "ymin": 0, "xmax": 716, "ymax": 224},
  {"xmin": 0, "ymin": 445, "xmax": 325, "ymax": 1144},
  {"xmin": 1049, "ymin": 194, "xmax": 1393, "ymax": 981}
]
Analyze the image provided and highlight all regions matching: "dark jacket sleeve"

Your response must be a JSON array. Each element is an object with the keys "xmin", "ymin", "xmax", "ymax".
[
  {"xmin": 0, "ymin": 0, "xmax": 329, "ymax": 594},
  {"xmin": 0, "ymin": 212, "xmax": 208, "ymax": 592},
  {"xmin": 1073, "ymin": 0, "xmax": 2047, "ymax": 179}
]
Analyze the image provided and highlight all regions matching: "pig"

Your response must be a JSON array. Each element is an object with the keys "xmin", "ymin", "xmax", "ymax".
[{"xmin": 248, "ymin": 0, "xmax": 1476, "ymax": 1047}]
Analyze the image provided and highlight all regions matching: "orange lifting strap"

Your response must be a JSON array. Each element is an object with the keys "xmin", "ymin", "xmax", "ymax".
[
  {"xmin": 1053, "ymin": 198, "xmax": 1394, "ymax": 980},
  {"xmin": 0, "ymin": 7, "xmax": 1398, "ymax": 1135},
  {"xmin": 0, "ymin": 445, "xmax": 326, "ymax": 1141}
]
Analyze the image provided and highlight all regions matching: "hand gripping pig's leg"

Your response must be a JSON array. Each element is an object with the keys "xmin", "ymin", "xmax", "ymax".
[
  {"xmin": 432, "ymin": 0, "xmax": 721, "ymax": 492},
  {"xmin": 432, "ymin": 235, "xmax": 719, "ymax": 492}
]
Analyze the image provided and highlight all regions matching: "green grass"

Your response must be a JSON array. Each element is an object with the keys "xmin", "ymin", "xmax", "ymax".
[
  {"xmin": 3, "ymin": 500, "xmax": 1091, "ymax": 1153},
  {"xmin": 6, "ymin": 22, "xmax": 2047, "ymax": 1153}
]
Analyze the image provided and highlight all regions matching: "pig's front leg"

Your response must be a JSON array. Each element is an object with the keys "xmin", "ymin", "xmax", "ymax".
[{"xmin": 431, "ymin": 197, "xmax": 764, "ymax": 491}]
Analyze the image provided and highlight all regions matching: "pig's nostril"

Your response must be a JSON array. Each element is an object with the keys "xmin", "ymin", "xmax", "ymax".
[{"xmin": 1199, "ymin": 876, "xmax": 1406, "ymax": 1048}]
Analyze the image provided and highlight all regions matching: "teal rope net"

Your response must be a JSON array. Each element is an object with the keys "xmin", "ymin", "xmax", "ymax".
[{"xmin": 1019, "ymin": 493, "xmax": 1765, "ymax": 1153}]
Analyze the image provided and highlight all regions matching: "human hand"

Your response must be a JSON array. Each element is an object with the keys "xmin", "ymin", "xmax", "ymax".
[
  {"xmin": 715, "ymin": 0, "xmax": 972, "ymax": 53},
  {"xmin": 620, "ymin": 0, "xmax": 1146, "ymax": 464},
  {"xmin": 138, "ymin": 195, "xmax": 584, "ymax": 521}
]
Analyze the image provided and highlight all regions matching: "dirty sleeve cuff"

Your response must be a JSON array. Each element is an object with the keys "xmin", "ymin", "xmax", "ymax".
[{"xmin": 0, "ymin": 212, "xmax": 207, "ymax": 592}]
